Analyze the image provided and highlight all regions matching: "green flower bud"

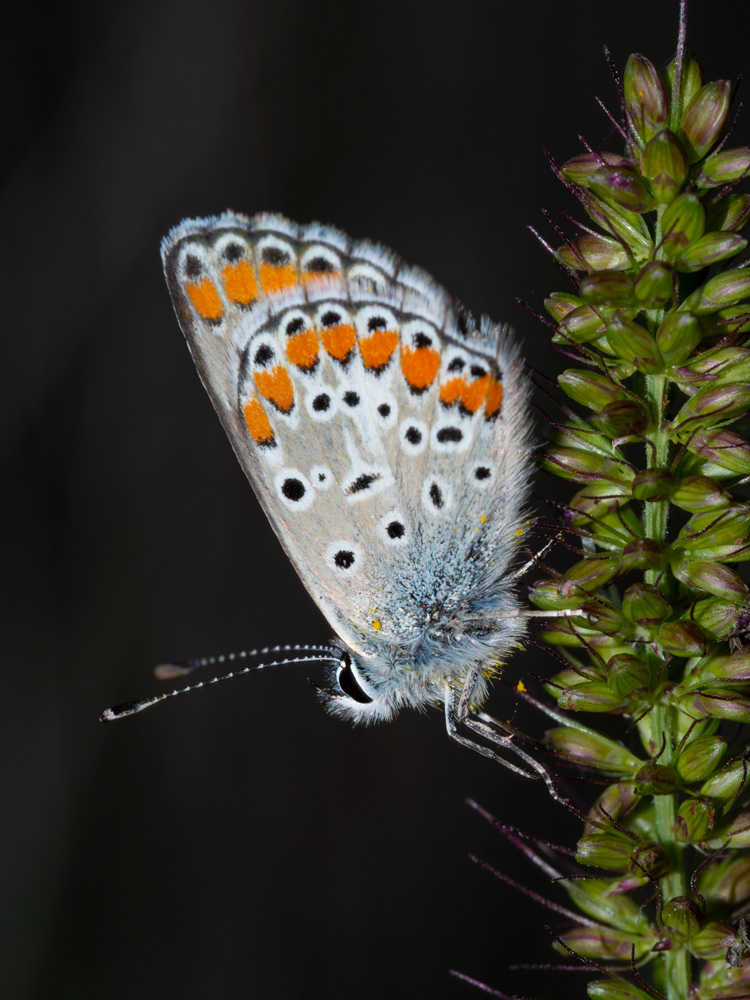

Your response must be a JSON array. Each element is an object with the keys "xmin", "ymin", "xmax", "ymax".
[
  {"xmin": 567, "ymin": 482, "xmax": 632, "ymax": 523},
  {"xmin": 705, "ymin": 306, "xmax": 750, "ymax": 336},
  {"xmin": 691, "ymin": 597, "xmax": 749, "ymax": 642},
  {"xmin": 707, "ymin": 812, "xmax": 750, "ymax": 849},
  {"xmin": 545, "ymin": 291, "xmax": 582, "ymax": 322},
  {"xmin": 680, "ymin": 80, "xmax": 732, "ymax": 162},
  {"xmin": 587, "ymin": 982, "xmax": 654, "ymax": 1000},
  {"xmin": 634, "ymin": 762, "xmax": 679, "ymax": 795},
  {"xmin": 706, "ymin": 192, "xmax": 750, "ymax": 233},
  {"xmin": 658, "ymin": 620, "xmax": 707, "ymax": 658},
  {"xmin": 557, "ymin": 303, "xmax": 609, "ymax": 343},
  {"xmin": 671, "ymin": 476, "xmax": 730, "ymax": 513},
  {"xmin": 558, "ymin": 555, "xmax": 621, "ymax": 599},
  {"xmin": 527, "ymin": 580, "xmax": 573, "ymax": 611},
  {"xmin": 683, "ymin": 267, "xmax": 750, "ymax": 315},
  {"xmin": 698, "ymin": 855, "xmax": 750, "ymax": 907},
  {"xmin": 605, "ymin": 314, "xmax": 662, "ymax": 373},
  {"xmin": 577, "ymin": 600, "xmax": 629, "ymax": 635},
  {"xmin": 585, "ymin": 785, "xmax": 639, "ymax": 835},
  {"xmin": 557, "ymin": 925, "xmax": 651, "ymax": 961},
  {"xmin": 677, "ymin": 232, "xmax": 748, "ymax": 273},
  {"xmin": 656, "ymin": 312, "xmax": 702, "ymax": 366},
  {"xmin": 675, "ymin": 735, "xmax": 727, "ymax": 782},
  {"xmin": 661, "ymin": 193, "xmax": 706, "ymax": 259},
  {"xmin": 629, "ymin": 841, "xmax": 669, "ymax": 880},
  {"xmin": 558, "ymin": 681, "xmax": 628, "ymax": 713},
  {"xmin": 641, "ymin": 129, "xmax": 690, "ymax": 203},
  {"xmin": 579, "ymin": 269, "xmax": 634, "ymax": 305},
  {"xmin": 631, "ymin": 468, "xmax": 675, "ymax": 501},
  {"xmin": 673, "ymin": 560, "xmax": 749, "ymax": 600},
  {"xmin": 687, "ymin": 690, "xmax": 750, "ymax": 725},
  {"xmin": 689, "ymin": 921, "xmax": 736, "ymax": 960},
  {"xmin": 703, "ymin": 649, "xmax": 750, "ymax": 683},
  {"xmin": 595, "ymin": 400, "xmax": 650, "ymax": 440},
  {"xmin": 675, "ymin": 382, "xmax": 750, "ymax": 429},
  {"xmin": 546, "ymin": 725, "xmax": 641, "ymax": 773},
  {"xmin": 666, "ymin": 49, "xmax": 703, "ymax": 108},
  {"xmin": 662, "ymin": 896, "xmax": 704, "ymax": 940},
  {"xmin": 622, "ymin": 583, "xmax": 670, "ymax": 626},
  {"xmin": 621, "ymin": 538, "xmax": 663, "ymax": 572},
  {"xmin": 633, "ymin": 261, "xmax": 673, "ymax": 307},
  {"xmin": 674, "ymin": 797, "xmax": 716, "ymax": 842},
  {"xmin": 606, "ymin": 654, "xmax": 650, "ymax": 698},
  {"xmin": 541, "ymin": 446, "xmax": 634, "ymax": 486},
  {"xmin": 590, "ymin": 166, "xmax": 654, "ymax": 214},
  {"xmin": 677, "ymin": 505, "xmax": 750, "ymax": 559},
  {"xmin": 697, "ymin": 146, "xmax": 750, "ymax": 188},
  {"xmin": 576, "ymin": 832, "xmax": 635, "ymax": 871},
  {"xmin": 561, "ymin": 151, "xmax": 628, "ymax": 186},
  {"xmin": 557, "ymin": 234, "xmax": 631, "ymax": 271},
  {"xmin": 701, "ymin": 758, "xmax": 750, "ymax": 805},
  {"xmin": 624, "ymin": 54, "xmax": 669, "ymax": 144},
  {"xmin": 558, "ymin": 370, "xmax": 631, "ymax": 411},
  {"xmin": 688, "ymin": 429, "xmax": 750, "ymax": 476}
]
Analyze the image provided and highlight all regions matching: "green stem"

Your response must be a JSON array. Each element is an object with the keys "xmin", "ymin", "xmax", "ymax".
[{"xmin": 644, "ymin": 373, "xmax": 690, "ymax": 999}]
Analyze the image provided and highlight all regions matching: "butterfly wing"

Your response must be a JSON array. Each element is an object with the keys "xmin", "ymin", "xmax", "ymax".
[{"xmin": 161, "ymin": 213, "xmax": 532, "ymax": 663}]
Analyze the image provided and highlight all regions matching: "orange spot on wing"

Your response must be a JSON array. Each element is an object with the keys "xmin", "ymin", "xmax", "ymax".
[
  {"xmin": 222, "ymin": 261, "xmax": 258, "ymax": 305},
  {"xmin": 485, "ymin": 378, "xmax": 503, "ymax": 417},
  {"xmin": 359, "ymin": 330, "xmax": 399, "ymax": 370},
  {"xmin": 254, "ymin": 365, "xmax": 295, "ymax": 412},
  {"xmin": 321, "ymin": 323, "xmax": 356, "ymax": 361},
  {"xmin": 439, "ymin": 377, "xmax": 466, "ymax": 405},
  {"xmin": 460, "ymin": 375, "xmax": 491, "ymax": 413},
  {"xmin": 186, "ymin": 279, "xmax": 223, "ymax": 321},
  {"xmin": 259, "ymin": 263, "xmax": 298, "ymax": 294},
  {"xmin": 302, "ymin": 269, "xmax": 341, "ymax": 284},
  {"xmin": 285, "ymin": 329, "xmax": 319, "ymax": 371},
  {"xmin": 243, "ymin": 396, "xmax": 275, "ymax": 445},
  {"xmin": 401, "ymin": 346, "xmax": 441, "ymax": 391}
]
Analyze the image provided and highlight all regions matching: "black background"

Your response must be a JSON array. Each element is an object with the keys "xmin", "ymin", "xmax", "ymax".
[{"xmin": 3, "ymin": 3, "xmax": 748, "ymax": 998}]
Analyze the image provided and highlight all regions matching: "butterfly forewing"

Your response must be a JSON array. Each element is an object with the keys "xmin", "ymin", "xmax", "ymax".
[{"xmin": 161, "ymin": 213, "xmax": 531, "ymax": 658}]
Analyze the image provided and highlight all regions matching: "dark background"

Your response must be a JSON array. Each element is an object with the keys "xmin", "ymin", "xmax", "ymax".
[{"xmin": 3, "ymin": 2, "xmax": 748, "ymax": 998}]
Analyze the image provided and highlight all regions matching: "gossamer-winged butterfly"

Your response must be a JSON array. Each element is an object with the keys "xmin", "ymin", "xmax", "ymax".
[{"xmin": 101, "ymin": 212, "xmax": 562, "ymax": 787}]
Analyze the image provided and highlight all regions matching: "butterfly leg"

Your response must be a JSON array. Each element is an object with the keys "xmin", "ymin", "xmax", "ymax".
[{"xmin": 445, "ymin": 678, "xmax": 568, "ymax": 805}]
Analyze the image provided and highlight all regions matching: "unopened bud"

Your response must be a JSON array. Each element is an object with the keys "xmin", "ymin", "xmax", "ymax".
[
  {"xmin": 697, "ymin": 146, "xmax": 750, "ymax": 188},
  {"xmin": 557, "ymin": 925, "xmax": 650, "ymax": 961},
  {"xmin": 676, "ymin": 382, "xmax": 750, "ymax": 428},
  {"xmin": 590, "ymin": 166, "xmax": 654, "ymax": 214},
  {"xmin": 558, "ymin": 370, "xmax": 630, "ymax": 411},
  {"xmin": 557, "ymin": 234, "xmax": 631, "ymax": 272},
  {"xmin": 658, "ymin": 620, "xmax": 707, "ymax": 658},
  {"xmin": 671, "ymin": 476, "xmax": 730, "ymax": 513},
  {"xmin": 703, "ymin": 649, "xmax": 750, "ymax": 683},
  {"xmin": 579, "ymin": 270, "xmax": 635, "ymax": 305},
  {"xmin": 606, "ymin": 314, "xmax": 662, "ymax": 373},
  {"xmin": 622, "ymin": 584, "xmax": 670, "ymax": 626},
  {"xmin": 546, "ymin": 725, "xmax": 641, "ymax": 773},
  {"xmin": 667, "ymin": 49, "xmax": 703, "ymax": 108},
  {"xmin": 706, "ymin": 192, "xmax": 750, "ymax": 233},
  {"xmin": 624, "ymin": 54, "xmax": 669, "ymax": 144},
  {"xmin": 621, "ymin": 538, "xmax": 663, "ymax": 572},
  {"xmin": 684, "ymin": 267, "xmax": 750, "ymax": 315},
  {"xmin": 541, "ymin": 446, "xmax": 634, "ymax": 486},
  {"xmin": 661, "ymin": 193, "xmax": 706, "ymax": 259},
  {"xmin": 691, "ymin": 597, "xmax": 750, "ymax": 642},
  {"xmin": 676, "ymin": 735, "xmax": 727, "ymax": 782},
  {"xmin": 558, "ymin": 681, "xmax": 628, "ymax": 713},
  {"xmin": 700, "ymin": 757, "xmax": 750, "ymax": 805},
  {"xmin": 577, "ymin": 600, "xmax": 629, "ymax": 635},
  {"xmin": 558, "ymin": 555, "xmax": 621, "ymax": 599},
  {"xmin": 674, "ymin": 797, "xmax": 716, "ymax": 842},
  {"xmin": 678, "ymin": 505, "xmax": 750, "ymax": 558},
  {"xmin": 634, "ymin": 762, "xmax": 678, "ymax": 795},
  {"xmin": 673, "ymin": 560, "xmax": 749, "ymax": 601},
  {"xmin": 632, "ymin": 468, "xmax": 675, "ymax": 501},
  {"xmin": 557, "ymin": 303, "xmax": 609, "ymax": 344},
  {"xmin": 688, "ymin": 429, "xmax": 750, "ymax": 476},
  {"xmin": 607, "ymin": 654, "xmax": 650, "ymax": 699},
  {"xmin": 576, "ymin": 832, "xmax": 634, "ymax": 871},
  {"xmin": 587, "ymin": 981, "xmax": 653, "ymax": 1000},
  {"xmin": 689, "ymin": 921, "xmax": 736, "ymax": 959},
  {"xmin": 685, "ymin": 690, "xmax": 750, "ymax": 725},
  {"xmin": 680, "ymin": 80, "xmax": 732, "ymax": 162},
  {"xmin": 545, "ymin": 291, "xmax": 581, "ymax": 323},
  {"xmin": 629, "ymin": 841, "xmax": 669, "ymax": 880},
  {"xmin": 677, "ymin": 232, "xmax": 748, "ymax": 273},
  {"xmin": 698, "ymin": 855, "xmax": 750, "ymax": 907},
  {"xmin": 561, "ymin": 151, "xmax": 628, "ymax": 186},
  {"xmin": 641, "ymin": 128, "xmax": 689, "ymax": 202},
  {"xmin": 633, "ymin": 261, "xmax": 673, "ymax": 307},
  {"xmin": 662, "ymin": 896, "xmax": 704, "ymax": 940},
  {"xmin": 656, "ymin": 312, "xmax": 702, "ymax": 367}
]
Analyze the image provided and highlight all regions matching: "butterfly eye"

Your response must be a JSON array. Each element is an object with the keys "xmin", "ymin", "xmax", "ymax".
[{"xmin": 336, "ymin": 652, "xmax": 373, "ymax": 704}]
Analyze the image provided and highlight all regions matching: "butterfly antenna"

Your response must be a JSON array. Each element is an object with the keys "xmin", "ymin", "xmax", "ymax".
[
  {"xmin": 99, "ymin": 651, "xmax": 339, "ymax": 722},
  {"xmin": 153, "ymin": 643, "xmax": 335, "ymax": 679}
]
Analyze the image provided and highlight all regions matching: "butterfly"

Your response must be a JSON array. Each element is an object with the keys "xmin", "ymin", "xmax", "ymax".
[{"xmin": 102, "ymin": 212, "xmax": 555, "ymax": 785}]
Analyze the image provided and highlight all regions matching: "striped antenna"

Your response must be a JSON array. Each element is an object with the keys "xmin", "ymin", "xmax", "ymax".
[
  {"xmin": 99, "ymin": 647, "xmax": 339, "ymax": 722},
  {"xmin": 153, "ymin": 643, "xmax": 336, "ymax": 679}
]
